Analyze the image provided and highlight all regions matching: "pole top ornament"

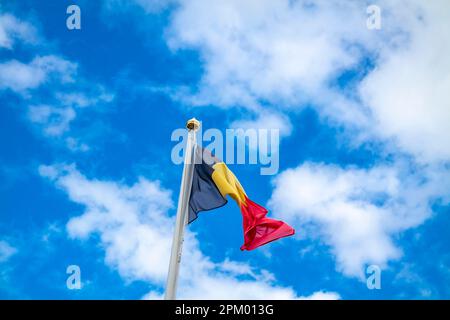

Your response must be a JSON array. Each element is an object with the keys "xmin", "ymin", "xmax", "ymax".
[{"xmin": 186, "ymin": 118, "xmax": 200, "ymax": 131}]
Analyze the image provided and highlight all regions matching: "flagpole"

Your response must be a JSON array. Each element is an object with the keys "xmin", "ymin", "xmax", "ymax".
[{"xmin": 164, "ymin": 118, "xmax": 200, "ymax": 300}]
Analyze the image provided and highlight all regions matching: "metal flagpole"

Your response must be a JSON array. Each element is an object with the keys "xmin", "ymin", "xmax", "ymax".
[{"xmin": 164, "ymin": 118, "xmax": 200, "ymax": 300}]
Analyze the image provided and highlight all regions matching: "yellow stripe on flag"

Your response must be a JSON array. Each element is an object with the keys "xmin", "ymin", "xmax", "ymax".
[{"xmin": 211, "ymin": 162, "xmax": 247, "ymax": 206}]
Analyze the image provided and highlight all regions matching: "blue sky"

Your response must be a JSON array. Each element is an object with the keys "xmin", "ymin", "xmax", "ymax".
[{"xmin": 1, "ymin": 0, "xmax": 450, "ymax": 299}]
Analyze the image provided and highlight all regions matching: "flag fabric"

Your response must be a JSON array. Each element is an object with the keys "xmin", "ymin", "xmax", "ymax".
[{"xmin": 188, "ymin": 145, "xmax": 295, "ymax": 250}]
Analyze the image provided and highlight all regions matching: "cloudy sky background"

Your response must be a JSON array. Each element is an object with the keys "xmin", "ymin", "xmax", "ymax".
[{"xmin": 1, "ymin": 0, "xmax": 449, "ymax": 299}]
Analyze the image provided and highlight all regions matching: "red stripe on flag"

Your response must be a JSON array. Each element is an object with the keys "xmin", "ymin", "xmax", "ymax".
[{"xmin": 239, "ymin": 197, "xmax": 295, "ymax": 251}]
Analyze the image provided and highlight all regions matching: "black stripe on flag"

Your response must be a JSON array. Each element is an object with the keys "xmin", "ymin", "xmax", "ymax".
[{"xmin": 188, "ymin": 146, "xmax": 227, "ymax": 223}]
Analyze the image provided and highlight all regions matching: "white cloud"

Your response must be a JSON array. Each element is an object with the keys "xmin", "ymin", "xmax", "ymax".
[
  {"xmin": 359, "ymin": 1, "xmax": 450, "ymax": 163},
  {"xmin": 269, "ymin": 162, "xmax": 450, "ymax": 278},
  {"xmin": 0, "ymin": 14, "xmax": 37, "ymax": 49},
  {"xmin": 0, "ymin": 59, "xmax": 45, "ymax": 92},
  {"xmin": 65, "ymin": 137, "xmax": 90, "ymax": 152},
  {"xmin": 231, "ymin": 112, "xmax": 292, "ymax": 137},
  {"xmin": 28, "ymin": 105, "xmax": 76, "ymax": 136},
  {"xmin": 0, "ymin": 12, "xmax": 114, "ymax": 149},
  {"xmin": 300, "ymin": 291, "xmax": 341, "ymax": 300},
  {"xmin": 26, "ymin": 89, "xmax": 114, "ymax": 138},
  {"xmin": 0, "ymin": 240, "xmax": 17, "ymax": 263},
  {"xmin": 165, "ymin": 0, "xmax": 374, "ymax": 110},
  {"xmin": 40, "ymin": 164, "xmax": 174, "ymax": 283},
  {"xmin": 0, "ymin": 55, "xmax": 77, "ymax": 94},
  {"xmin": 39, "ymin": 164, "xmax": 339, "ymax": 299},
  {"xmin": 56, "ymin": 91, "xmax": 115, "ymax": 109},
  {"xmin": 393, "ymin": 263, "xmax": 439, "ymax": 299}
]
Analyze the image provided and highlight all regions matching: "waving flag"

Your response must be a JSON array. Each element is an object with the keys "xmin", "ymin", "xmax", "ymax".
[{"xmin": 188, "ymin": 145, "xmax": 295, "ymax": 250}]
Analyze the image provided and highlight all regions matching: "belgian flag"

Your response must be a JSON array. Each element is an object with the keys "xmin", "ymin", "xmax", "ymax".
[{"xmin": 188, "ymin": 145, "xmax": 295, "ymax": 250}]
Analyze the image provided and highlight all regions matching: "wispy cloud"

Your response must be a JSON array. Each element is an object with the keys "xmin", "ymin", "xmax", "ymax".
[
  {"xmin": 0, "ymin": 13, "xmax": 38, "ymax": 49},
  {"xmin": 0, "ymin": 240, "xmax": 17, "ymax": 263},
  {"xmin": 0, "ymin": 55, "xmax": 76, "ymax": 94},
  {"xmin": 0, "ymin": 13, "xmax": 114, "ymax": 151},
  {"xmin": 231, "ymin": 112, "xmax": 292, "ymax": 138},
  {"xmin": 28, "ymin": 104, "xmax": 76, "ymax": 137}
]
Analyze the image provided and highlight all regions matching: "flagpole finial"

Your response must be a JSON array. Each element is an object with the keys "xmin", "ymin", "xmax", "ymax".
[{"xmin": 186, "ymin": 118, "xmax": 200, "ymax": 131}]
